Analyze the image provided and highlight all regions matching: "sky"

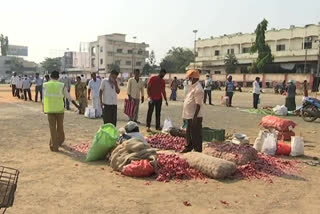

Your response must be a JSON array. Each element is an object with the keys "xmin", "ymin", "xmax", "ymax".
[{"xmin": 1, "ymin": 0, "xmax": 320, "ymax": 63}]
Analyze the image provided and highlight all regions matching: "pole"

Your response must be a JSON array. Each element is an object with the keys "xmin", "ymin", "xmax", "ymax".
[
  {"xmin": 317, "ymin": 42, "xmax": 320, "ymax": 77},
  {"xmin": 132, "ymin": 36, "xmax": 137, "ymax": 73},
  {"xmin": 304, "ymin": 48, "xmax": 307, "ymax": 73},
  {"xmin": 193, "ymin": 30, "xmax": 198, "ymax": 69}
]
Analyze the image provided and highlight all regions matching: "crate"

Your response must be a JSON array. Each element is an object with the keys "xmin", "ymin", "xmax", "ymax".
[
  {"xmin": 0, "ymin": 166, "xmax": 19, "ymax": 210},
  {"xmin": 202, "ymin": 128, "xmax": 225, "ymax": 142}
]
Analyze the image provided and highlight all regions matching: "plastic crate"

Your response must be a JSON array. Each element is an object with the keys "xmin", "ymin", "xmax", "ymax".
[
  {"xmin": 0, "ymin": 166, "xmax": 19, "ymax": 211},
  {"xmin": 202, "ymin": 128, "xmax": 225, "ymax": 142}
]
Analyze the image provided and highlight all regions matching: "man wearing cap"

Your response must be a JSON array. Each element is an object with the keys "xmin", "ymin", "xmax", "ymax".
[
  {"xmin": 182, "ymin": 69, "xmax": 204, "ymax": 153},
  {"xmin": 10, "ymin": 72, "xmax": 19, "ymax": 97}
]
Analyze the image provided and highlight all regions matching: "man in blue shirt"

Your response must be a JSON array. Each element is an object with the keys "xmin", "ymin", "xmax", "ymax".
[
  {"xmin": 225, "ymin": 75, "xmax": 234, "ymax": 107},
  {"xmin": 35, "ymin": 73, "xmax": 43, "ymax": 102}
]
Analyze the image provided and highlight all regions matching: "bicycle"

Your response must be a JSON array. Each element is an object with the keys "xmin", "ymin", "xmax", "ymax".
[{"xmin": 0, "ymin": 166, "xmax": 19, "ymax": 214}]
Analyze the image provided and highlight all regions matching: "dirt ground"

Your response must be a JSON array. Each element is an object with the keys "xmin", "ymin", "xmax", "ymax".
[{"xmin": 1, "ymin": 84, "xmax": 320, "ymax": 214}]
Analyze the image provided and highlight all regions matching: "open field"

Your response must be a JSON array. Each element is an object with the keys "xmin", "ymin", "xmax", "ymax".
[{"xmin": 0, "ymin": 85, "xmax": 320, "ymax": 214}]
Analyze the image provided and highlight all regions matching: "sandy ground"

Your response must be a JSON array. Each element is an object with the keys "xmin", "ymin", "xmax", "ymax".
[{"xmin": 1, "ymin": 84, "xmax": 320, "ymax": 214}]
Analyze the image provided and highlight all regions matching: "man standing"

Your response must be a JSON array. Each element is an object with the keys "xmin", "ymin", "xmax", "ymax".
[
  {"xmin": 303, "ymin": 80, "xmax": 308, "ymax": 98},
  {"xmin": 10, "ymin": 72, "xmax": 19, "ymax": 97},
  {"xmin": 75, "ymin": 76, "xmax": 88, "ymax": 114},
  {"xmin": 146, "ymin": 68, "xmax": 168, "ymax": 131},
  {"xmin": 100, "ymin": 70, "xmax": 120, "ymax": 126},
  {"xmin": 44, "ymin": 74, "xmax": 50, "ymax": 83},
  {"xmin": 204, "ymin": 74, "xmax": 213, "ymax": 105},
  {"xmin": 22, "ymin": 75, "xmax": 32, "ymax": 101},
  {"xmin": 285, "ymin": 80, "xmax": 296, "ymax": 111},
  {"xmin": 43, "ymin": 71, "xmax": 79, "ymax": 152},
  {"xmin": 59, "ymin": 71, "xmax": 72, "ymax": 110},
  {"xmin": 253, "ymin": 77, "xmax": 262, "ymax": 109},
  {"xmin": 34, "ymin": 73, "xmax": 43, "ymax": 102},
  {"xmin": 182, "ymin": 70, "xmax": 204, "ymax": 153},
  {"xmin": 225, "ymin": 75, "xmax": 235, "ymax": 107},
  {"xmin": 15, "ymin": 75, "xmax": 23, "ymax": 99},
  {"xmin": 170, "ymin": 76, "xmax": 178, "ymax": 101},
  {"xmin": 127, "ymin": 69, "xmax": 144, "ymax": 123},
  {"xmin": 88, "ymin": 72, "xmax": 102, "ymax": 117}
]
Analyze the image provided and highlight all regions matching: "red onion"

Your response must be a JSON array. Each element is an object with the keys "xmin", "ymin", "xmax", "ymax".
[
  {"xmin": 69, "ymin": 143, "xmax": 90, "ymax": 154},
  {"xmin": 147, "ymin": 134, "xmax": 187, "ymax": 152}
]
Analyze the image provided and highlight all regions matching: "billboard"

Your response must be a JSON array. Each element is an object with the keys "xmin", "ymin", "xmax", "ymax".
[{"xmin": 8, "ymin": 45, "xmax": 28, "ymax": 56}]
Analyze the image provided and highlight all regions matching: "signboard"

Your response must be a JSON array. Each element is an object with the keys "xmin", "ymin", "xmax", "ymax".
[{"xmin": 8, "ymin": 45, "xmax": 28, "ymax": 56}]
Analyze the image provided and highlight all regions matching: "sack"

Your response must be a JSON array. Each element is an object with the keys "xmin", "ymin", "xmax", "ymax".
[
  {"xmin": 276, "ymin": 142, "xmax": 291, "ymax": 156},
  {"xmin": 277, "ymin": 131, "xmax": 295, "ymax": 141},
  {"xmin": 260, "ymin": 115, "xmax": 296, "ymax": 131},
  {"xmin": 162, "ymin": 117, "xmax": 173, "ymax": 133},
  {"xmin": 121, "ymin": 160, "xmax": 154, "ymax": 177},
  {"xmin": 84, "ymin": 107, "xmax": 96, "ymax": 119},
  {"xmin": 86, "ymin": 124, "xmax": 119, "ymax": 161},
  {"xmin": 124, "ymin": 99, "xmax": 135, "ymax": 118},
  {"xmin": 273, "ymin": 105, "xmax": 288, "ymax": 116},
  {"xmin": 254, "ymin": 130, "xmax": 268, "ymax": 152},
  {"xmin": 220, "ymin": 96, "xmax": 229, "ymax": 105},
  {"xmin": 261, "ymin": 132, "xmax": 277, "ymax": 155},
  {"xmin": 290, "ymin": 136, "xmax": 304, "ymax": 156}
]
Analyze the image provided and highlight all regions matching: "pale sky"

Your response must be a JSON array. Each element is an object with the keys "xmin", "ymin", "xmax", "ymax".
[{"xmin": 1, "ymin": 0, "xmax": 320, "ymax": 63}]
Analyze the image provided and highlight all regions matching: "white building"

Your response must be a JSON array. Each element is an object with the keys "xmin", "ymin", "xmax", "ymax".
[
  {"xmin": 191, "ymin": 23, "xmax": 320, "ymax": 74},
  {"xmin": 89, "ymin": 33, "xmax": 149, "ymax": 76}
]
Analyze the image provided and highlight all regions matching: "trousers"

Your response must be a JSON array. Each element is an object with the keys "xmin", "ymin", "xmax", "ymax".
[
  {"xmin": 186, "ymin": 117, "xmax": 203, "ymax": 152},
  {"xmin": 103, "ymin": 104, "xmax": 117, "ymax": 126},
  {"xmin": 226, "ymin": 92, "xmax": 233, "ymax": 106},
  {"xmin": 146, "ymin": 100, "xmax": 162, "ymax": 129},
  {"xmin": 23, "ymin": 89, "xmax": 32, "ymax": 101},
  {"xmin": 11, "ymin": 84, "xmax": 16, "ymax": 97},
  {"xmin": 48, "ymin": 113, "xmax": 65, "ymax": 151},
  {"xmin": 35, "ymin": 85, "xmax": 43, "ymax": 102},
  {"xmin": 130, "ymin": 98, "xmax": 140, "ymax": 121},
  {"xmin": 204, "ymin": 90, "xmax": 212, "ymax": 104},
  {"xmin": 253, "ymin": 93, "xmax": 260, "ymax": 109}
]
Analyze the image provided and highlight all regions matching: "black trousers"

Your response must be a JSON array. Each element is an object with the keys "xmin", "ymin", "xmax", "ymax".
[
  {"xmin": 35, "ymin": 85, "xmax": 43, "ymax": 102},
  {"xmin": 186, "ymin": 118, "xmax": 203, "ymax": 152},
  {"xmin": 23, "ymin": 89, "xmax": 32, "ymax": 101},
  {"xmin": 204, "ymin": 90, "xmax": 212, "ymax": 104},
  {"xmin": 16, "ymin": 88, "xmax": 22, "ymax": 98},
  {"xmin": 253, "ymin": 93, "xmax": 260, "ymax": 109},
  {"xmin": 11, "ymin": 84, "xmax": 16, "ymax": 97},
  {"xmin": 103, "ymin": 104, "xmax": 117, "ymax": 126},
  {"xmin": 226, "ymin": 92, "xmax": 233, "ymax": 106},
  {"xmin": 146, "ymin": 100, "xmax": 162, "ymax": 129}
]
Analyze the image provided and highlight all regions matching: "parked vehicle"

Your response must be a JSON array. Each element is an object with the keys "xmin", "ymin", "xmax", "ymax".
[{"xmin": 301, "ymin": 97, "xmax": 320, "ymax": 122}]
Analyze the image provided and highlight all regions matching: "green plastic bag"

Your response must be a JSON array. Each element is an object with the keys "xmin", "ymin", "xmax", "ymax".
[{"xmin": 86, "ymin": 124, "xmax": 119, "ymax": 161}]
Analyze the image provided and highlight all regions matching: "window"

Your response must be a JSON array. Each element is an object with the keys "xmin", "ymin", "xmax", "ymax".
[
  {"xmin": 303, "ymin": 41, "xmax": 312, "ymax": 49},
  {"xmin": 227, "ymin": 49, "xmax": 234, "ymax": 54},
  {"xmin": 126, "ymin": 61, "xmax": 131, "ymax": 65},
  {"xmin": 214, "ymin": 50, "xmax": 220, "ymax": 56},
  {"xmin": 242, "ymin": 47, "xmax": 250, "ymax": 53},
  {"xmin": 276, "ymin": 44, "xmax": 285, "ymax": 51},
  {"xmin": 138, "ymin": 50, "xmax": 143, "ymax": 55},
  {"xmin": 107, "ymin": 52, "xmax": 113, "ymax": 56},
  {"xmin": 115, "ymin": 60, "xmax": 121, "ymax": 65},
  {"xmin": 91, "ymin": 59, "xmax": 95, "ymax": 67},
  {"xmin": 136, "ymin": 61, "xmax": 142, "ymax": 66},
  {"xmin": 116, "ymin": 49, "xmax": 123, "ymax": 53},
  {"xmin": 128, "ymin": 49, "xmax": 133, "ymax": 54},
  {"xmin": 100, "ymin": 59, "xmax": 103, "ymax": 65},
  {"xmin": 100, "ymin": 46, "xmax": 103, "ymax": 53},
  {"xmin": 214, "ymin": 71, "xmax": 221, "ymax": 74},
  {"xmin": 91, "ymin": 47, "xmax": 96, "ymax": 56}
]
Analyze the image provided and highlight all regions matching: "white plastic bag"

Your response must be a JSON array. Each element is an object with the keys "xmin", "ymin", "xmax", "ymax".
[
  {"xmin": 273, "ymin": 105, "xmax": 288, "ymax": 116},
  {"xmin": 261, "ymin": 132, "xmax": 277, "ymax": 155},
  {"xmin": 220, "ymin": 96, "xmax": 229, "ymax": 105},
  {"xmin": 290, "ymin": 136, "xmax": 304, "ymax": 156},
  {"xmin": 254, "ymin": 130, "xmax": 268, "ymax": 152},
  {"xmin": 85, "ymin": 107, "xmax": 96, "ymax": 119},
  {"xmin": 162, "ymin": 117, "xmax": 173, "ymax": 133}
]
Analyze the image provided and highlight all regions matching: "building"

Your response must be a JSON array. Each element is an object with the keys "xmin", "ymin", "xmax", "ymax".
[
  {"xmin": 89, "ymin": 33, "xmax": 149, "ymax": 76},
  {"xmin": 61, "ymin": 51, "xmax": 90, "ymax": 78},
  {"xmin": 190, "ymin": 23, "xmax": 320, "ymax": 75},
  {"xmin": 0, "ymin": 56, "xmax": 37, "ymax": 80},
  {"xmin": 7, "ymin": 45, "xmax": 28, "ymax": 57}
]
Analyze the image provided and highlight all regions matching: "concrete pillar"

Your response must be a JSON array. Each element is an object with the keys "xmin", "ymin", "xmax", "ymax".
[
  {"xmin": 243, "ymin": 74, "xmax": 247, "ymax": 87},
  {"xmin": 309, "ymin": 74, "xmax": 314, "ymax": 90},
  {"xmin": 262, "ymin": 73, "xmax": 266, "ymax": 88}
]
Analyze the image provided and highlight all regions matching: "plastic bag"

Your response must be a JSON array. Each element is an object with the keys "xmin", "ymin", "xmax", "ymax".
[
  {"xmin": 261, "ymin": 132, "xmax": 277, "ymax": 155},
  {"xmin": 290, "ymin": 136, "xmax": 304, "ymax": 157},
  {"xmin": 162, "ymin": 117, "xmax": 173, "ymax": 132},
  {"xmin": 220, "ymin": 96, "xmax": 229, "ymax": 105},
  {"xmin": 272, "ymin": 105, "xmax": 288, "ymax": 116},
  {"xmin": 276, "ymin": 142, "xmax": 291, "ymax": 156},
  {"xmin": 121, "ymin": 160, "xmax": 154, "ymax": 177},
  {"xmin": 124, "ymin": 99, "xmax": 135, "ymax": 118},
  {"xmin": 86, "ymin": 124, "xmax": 119, "ymax": 161},
  {"xmin": 85, "ymin": 107, "xmax": 96, "ymax": 119},
  {"xmin": 253, "ymin": 130, "xmax": 268, "ymax": 152}
]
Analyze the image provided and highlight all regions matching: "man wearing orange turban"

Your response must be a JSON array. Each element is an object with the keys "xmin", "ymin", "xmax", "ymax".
[{"xmin": 182, "ymin": 69, "xmax": 204, "ymax": 153}]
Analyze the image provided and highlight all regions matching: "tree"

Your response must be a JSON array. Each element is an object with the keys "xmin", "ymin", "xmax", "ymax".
[
  {"xmin": 160, "ymin": 47, "xmax": 195, "ymax": 73},
  {"xmin": 109, "ymin": 63, "xmax": 120, "ymax": 73},
  {"xmin": 143, "ymin": 50, "xmax": 157, "ymax": 75},
  {"xmin": 41, "ymin": 57, "xmax": 62, "ymax": 73},
  {"xmin": 0, "ymin": 34, "xmax": 9, "ymax": 56},
  {"xmin": 250, "ymin": 19, "xmax": 274, "ymax": 73},
  {"xmin": 148, "ymin": 50, "xmax": 156, "ymax": 67},
  {"xmin": 5, "ymin": 57, "xmax": 23, "ymax": 73},
  {"xmin": 224, "ymin": 53, "xmax": 238, "ymax": 74}
]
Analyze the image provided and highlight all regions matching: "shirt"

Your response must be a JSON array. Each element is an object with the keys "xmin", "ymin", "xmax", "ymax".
[
  {"xmin": 22, "ymin": 78, "xmax": 32, "ymax": 89},
  {"xmin": 148, "ymin": 76, "xmax": 166, "ymax": 101},
  {"xmin": 16, "ymin": 78, "xmax": 23, "ymax": 89},
  {"xmin": 226, "ymin": 81, "xmax": 234, "ymax": 93},
  {"xmin": 35, "ymin": 77, "xmax": 43, "ymax": 86},
  {"xmin": 75, "ymin": 82, "xmax": 87, "ymax": 99},
  {"xmin": 253, "ymin": 80, "xmax": 261, "ymax": 94},
  {"xmin": 171, "ymin": 80, "xmax": 178, "ymax": 90},
  {"xmin": 100, "ymin": 78, "xmax": 119, "ymax": 105},
  {"xmin": 182, "ymin": 81, "xmax": 204, "ymax": 119},
  {"xmin": 127, "ymin": 77, "xmax": 144, "ymax": 99},
  {"xmin": 59, "ymin": 76, "xmax": 71, "ymax": 90},
  {"xmin": 10, "ymin": 76, "xmax": 19, "ymax": 85},
  {"xmin": 204, "ymin": 78, "xmax": 213, "ymax": 91},
  {"xmin": 81, "ymin": 76, "xmax": 86, "ymax": 83},
  {"xmin": 88, "ymin": 79, "xmax": 101, "ymax": 98}
]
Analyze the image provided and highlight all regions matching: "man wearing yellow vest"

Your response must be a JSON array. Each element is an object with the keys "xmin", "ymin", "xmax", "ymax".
[{"xmin": 43, "ymin": 71, "xmax": 80, "ymax": 152}]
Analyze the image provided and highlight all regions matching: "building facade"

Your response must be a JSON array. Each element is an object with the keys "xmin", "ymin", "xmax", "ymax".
[
  {"xmin": 89, "ymin": 33, "xmax": 149, "ymax": 75},
  {"xmin": 191, "ymin": 23, "xmax": 320, "ymax": 75}
]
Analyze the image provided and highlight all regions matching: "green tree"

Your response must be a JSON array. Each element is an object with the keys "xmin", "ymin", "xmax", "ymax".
[
  {"xmin": 5, "ymin": 57, "xmax": 23, "ymax": 73},
  {"xmin": 250, "ymin": 19, "xmax": 274, "ymax": 73},
  {"xmin": 109, "ymin": 63, "xmax": 120, "ymax": 73},
  {"xmin": 224, "ymin": 53, "xmax": 238, "ymax": 74},
  {"xmin": 0, "ymin": 34, "xmax": 9, "ymax": 56},
  {"xmin": 143, "ymin": 50, "xmax": 157, "ymax": 75},
  {"xmin": 160, "ymin": 47, "xmax": 195, "ymax": 73},
  {"xmin": 41, "ymin": 57, "xmax": 62, "ymax": 73}
]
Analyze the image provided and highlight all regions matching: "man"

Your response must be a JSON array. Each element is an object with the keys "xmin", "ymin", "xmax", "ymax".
[
  {"xmin": 34, "ymin": 73, "xmax": 43, "ymax": 102},
  {"xmin": 100, "ymin": 70, "xmax": 120, "ymax": 126},
  {"xmin": 59, "ymin": 71, "xmax": 72, "ymax": 110},
  {"xmin": 204, "ymin": 74, "xmax": 213, "ymax": 105},
  {"xmin": 127, "ymin": 69, "xmax": 144, "ymax": 123},
  {"xmin": 88, "ymin": 72, "xmax": 102, "ymax": 117},
  {"xmin": 22, "ymin": 75, "xmax": 32, "ymax": 101},
  {"xmin": 10, "ymin": 72, "xmax": 19, "ymax": 97},
  {"xmin": 182, "ymin": 69, "xmax": 204, "ymax": 153},
  {"xmin": 170, "ymin": 77, "xmax": 178, "ymax": 101},
  {"xmin": 253, "ymin": 77, "xmax": 262, "ymax": 109},
  {"xmin": 15, "ymin": 75, "xmax": 23, "ymax": 99},
  {"xmin": 303, "ymin": 80, "xmax": 308, "ymax": 98},
  {"xmin": 75, "ymin": 76, "xmax": 88, "ymax": 114},
  {"xmin": 183, "ymin": 79, "xmax": 190, "ymax": 97},
  {"xmin": 146, "ymin": 68, "xmax": 168, "ymax": 131},
  {"xmin": 285, "ymin": 80, "xmax": 296, "ymax": 111},
  {"xmin": 44, "ymin": 74, "xmax": 50, "ymax": 83},
  {"xmin": 43, "ymin": 71, "xmax": 80, "ymax": 152},
  {"xmin": 225, "ymin": 75, "xmax": 235, "ymax": 107}
]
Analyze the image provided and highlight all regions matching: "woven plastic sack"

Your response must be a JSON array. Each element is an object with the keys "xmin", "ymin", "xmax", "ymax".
[
  {"xmin": 261, "ymin": 132, "xmax": 277, "ymax": 156},
  {"xmin": 86, "ymin": 124, "xmax": 119, "ymax": 161},
  {"xmin": 260, "ymin": 115, "xmax": 296, "ymax": 131},
  {"xmin": 276, "ymin": 142, "xmax": 291, "ymax": 156},
  {"xmin": 121, "ymin": 160, "xmax": 154, "ymax": 177},
  {"xmin": 277, "ymin": 131, "xmax": 295, "ymax": 141},
  {"xmin": 290, "ymin": 136, "xmax": 304, "ymax": 157}
]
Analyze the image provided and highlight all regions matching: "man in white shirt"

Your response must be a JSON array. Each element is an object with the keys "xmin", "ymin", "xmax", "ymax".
[
  {"xmin": 59, "ymin": 71, "xmax": 72, "ymax": 110},
  {"xmin": 10, "ymin": 72, "xmax": 19, "ymax": 97},
  {"xmin": 34, "ymin": 73, "xmax": 44, "ymax": 102},
  {"xmin": 127, "ymin": 69, "xmax": 144, "ymax": 123},
  {"xmin": 22, "ymin": 75, "xmax": 33, "ymax": 101},
  {"xmin": 100, "ymin": 70, "xmax": 120, "ymax": 126},
  {"xmin": 88, "ymin": 72, "xmax": 102, "ymax": 117},
  {"xmin": 253, "ymin": 77, "xmax": 262, "ymax": 109},
  {"xmin": 15, "ymin": 75, "xmax": 23, "ymax": 99},
  {"xmin": 204, "ymin": 74, "xmax": 213, "ymax": 105}
]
